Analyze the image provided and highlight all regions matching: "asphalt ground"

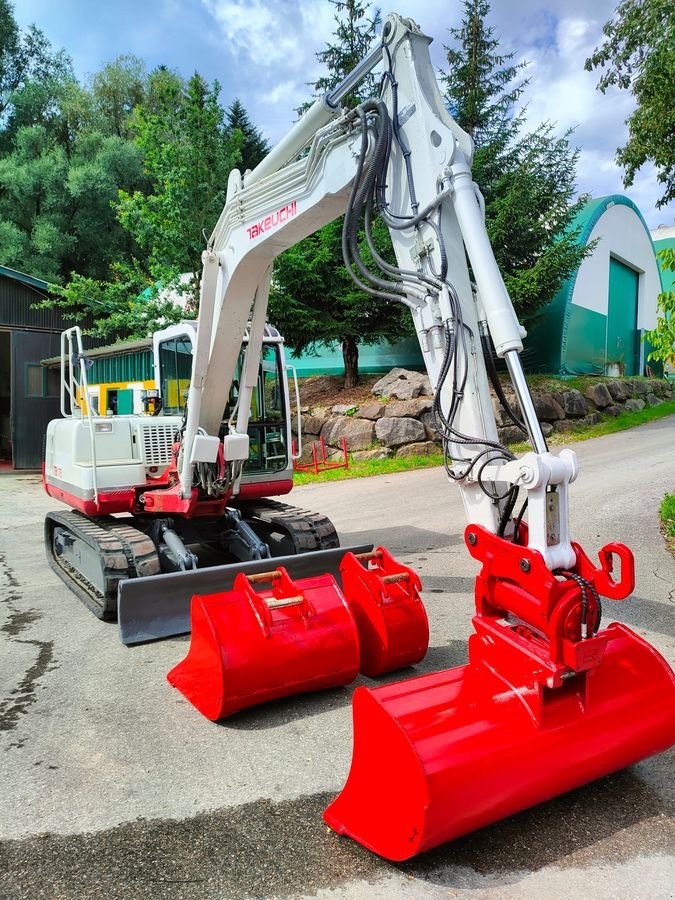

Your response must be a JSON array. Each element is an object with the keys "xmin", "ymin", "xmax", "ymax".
[{"xmin": 0, "ymin": 417, "xmax": 673, "ymax": 899}]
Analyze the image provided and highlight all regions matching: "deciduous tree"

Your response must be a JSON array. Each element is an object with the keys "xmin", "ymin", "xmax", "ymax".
[
  {"xmin": 585, "ymin": 0, "xmax": 675, "ymax": 208},
  {"xmin": 644, "ymin": 248, "xmax": 675, "ymax": 369},
  {"xmin": 116, "ymin": 72, "xmax": 243, "ymax": 308}
]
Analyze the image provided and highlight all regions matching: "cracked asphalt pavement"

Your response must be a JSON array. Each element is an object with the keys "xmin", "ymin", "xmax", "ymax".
[{"xmin": 1, "ymin": 417, "xmax": 673, "ymax": 899}]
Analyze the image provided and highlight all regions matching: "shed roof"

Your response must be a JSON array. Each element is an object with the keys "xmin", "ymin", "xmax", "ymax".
[{"xmin": 0, "ymin": 264, "xmax": 50, "ymax": 292}]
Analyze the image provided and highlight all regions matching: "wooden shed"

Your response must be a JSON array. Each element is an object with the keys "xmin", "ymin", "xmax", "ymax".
[{"xmin": 0, "ymin": 266, "xmax": 96, "ymax": 470}]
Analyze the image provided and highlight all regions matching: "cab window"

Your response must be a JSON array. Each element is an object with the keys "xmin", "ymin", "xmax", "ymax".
[{"xmin": 159, "ymin": 336, "xmax": 193, "ymax": 415}]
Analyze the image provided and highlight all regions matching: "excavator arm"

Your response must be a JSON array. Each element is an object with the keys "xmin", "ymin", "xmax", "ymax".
[
  {"xmin": 166, "ymin": 12, "xmax": 675, "ymax": 861},
  {"xmin": 180, "ymin": 13, "xmax": 574, "ymax": 569}
]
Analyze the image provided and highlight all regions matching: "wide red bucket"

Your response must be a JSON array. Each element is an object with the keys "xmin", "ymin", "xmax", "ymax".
[
  {"xmin": 340, "ymin": 548, "xmax": 429, "ymax": 676},
  {"xmin": 167, "ymin": 567, "xmax": 360, "ymax": 719},
  {"xmin": 324, "ymin": 622, "xmax": 675, "ymax": 860}
]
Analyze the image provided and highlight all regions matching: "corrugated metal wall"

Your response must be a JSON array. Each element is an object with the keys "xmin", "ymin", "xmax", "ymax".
[
  {"xmin": 88, "ymin": 350, "xmax": 154, "ymax": 384},
  {"xmin": 0, "ymin": 272, "xmax": 98, "ymax": 339}
]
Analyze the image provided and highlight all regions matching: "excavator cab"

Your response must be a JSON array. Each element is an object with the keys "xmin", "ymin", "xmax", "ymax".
[{"xmin": 153, "ymin": 322, "xmax": 298, "ymax": 488}]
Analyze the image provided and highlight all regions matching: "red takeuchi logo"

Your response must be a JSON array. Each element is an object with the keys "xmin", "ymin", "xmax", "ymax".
[{"xmin": 246, "ymin": 201, "xmax": 297, "ymax": 240}]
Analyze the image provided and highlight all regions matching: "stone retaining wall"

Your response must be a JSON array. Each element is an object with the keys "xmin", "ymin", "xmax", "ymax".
[{"xmin": 295, "ymin": 368, "xmax": 674, "ymax": 462}]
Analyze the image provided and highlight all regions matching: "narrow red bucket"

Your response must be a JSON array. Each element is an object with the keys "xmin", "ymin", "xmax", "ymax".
[
  {"xmin": 324, "ymin": 622, "xmax": 675, "ymax": 861},
  {"xmin": 167, "ymin": 567, "xmax": 360, "ymax": 719},
  {"xmin": 340, "ymin": 547, "xmax": 429, "ymax": 676}
]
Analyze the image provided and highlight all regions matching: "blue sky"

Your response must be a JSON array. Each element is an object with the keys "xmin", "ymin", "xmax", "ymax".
[{"xmin": 12, "ymin": 0, "xmax": 674, "ymax": 231}]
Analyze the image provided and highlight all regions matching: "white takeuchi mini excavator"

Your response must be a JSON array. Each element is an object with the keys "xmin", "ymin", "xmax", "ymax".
[{"xmin": 43, "ymin": 13, "xmax": 674, "ymax": 861}]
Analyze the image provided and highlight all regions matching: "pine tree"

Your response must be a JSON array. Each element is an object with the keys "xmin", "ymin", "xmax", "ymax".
[
  {"xmin": 313, "ymin": 0, "xmax": 380, "ymax": 108},
  {"xmin": 225, "ymin": 98, "xmax": 269, "ymax": 172},
  {"xmin": 270, "ymin": 0, "xmax": 410, "ymax": 389},
  {"xmin": 441, "ymin": 0, "xmax": 589, "ymax": 322}
]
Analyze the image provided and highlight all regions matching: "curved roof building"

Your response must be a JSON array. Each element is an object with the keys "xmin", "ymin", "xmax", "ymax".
[{"xmin": 525, "ymin": 195, "xmax": 661, "ymax": 376}]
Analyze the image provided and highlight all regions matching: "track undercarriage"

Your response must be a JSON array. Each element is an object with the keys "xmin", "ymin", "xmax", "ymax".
[{"xmin": 45, "ymin": 500, "xmax": 340, "ymax": 621}]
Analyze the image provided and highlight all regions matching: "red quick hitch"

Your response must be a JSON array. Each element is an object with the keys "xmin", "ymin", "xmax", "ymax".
[
  {"xmin": 340, "ymin": 547, "xmax": 429, "ymax": 677},
  {"xmin": 324, "ymin": 528, "xmax": 675, "ymax": 861}
]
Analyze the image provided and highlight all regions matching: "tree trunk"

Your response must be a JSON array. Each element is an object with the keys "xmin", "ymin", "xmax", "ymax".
[{"xmin": 342, "ymin": 336, "xmax": 359, "ymax": 389}]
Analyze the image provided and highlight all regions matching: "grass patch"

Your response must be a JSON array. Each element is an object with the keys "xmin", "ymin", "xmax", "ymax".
[
  {"xmin": 660, "ymin": 492, "xmax": 675, "ymax": 555},
  {"xmin": 294, "ymin": 402, "xmax": 675, "ymax": 485},
  {"xmin": 545, "ymin": 400, "xmax": 675, "ymax": 445},
  {"xmin": 293, "ymin": 452, "xmax": 445, "ymax": 485}
]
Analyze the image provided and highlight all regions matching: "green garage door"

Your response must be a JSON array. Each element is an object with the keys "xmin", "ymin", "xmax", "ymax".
[{"xmin": 607, "ymin": 258, "xmax": 640, "ymax": 376}]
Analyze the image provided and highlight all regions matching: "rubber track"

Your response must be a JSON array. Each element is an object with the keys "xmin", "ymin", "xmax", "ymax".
[
  {"xmin": 238, "ymin": 499, "xmax": 340, "ymax": 556},
  {"xmin": 45, "ymin": 510, "xmax": 159, "ymax": 620}
]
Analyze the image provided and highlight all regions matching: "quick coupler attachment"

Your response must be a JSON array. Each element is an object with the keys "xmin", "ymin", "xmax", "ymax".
[
  {"xmin": 340, "ymin": 547, "xmax": 429, "ymax": 676},
  {"xmin": 167, "ymin": 567, "xmax": 360, "ymax": 719},
  {"xmin": 325, "ymin": 527, "xmax": 675, "ymax": 860},
  {"xmin": 324, "ymin": 623, "xmax": 675, "ymax": 861}
]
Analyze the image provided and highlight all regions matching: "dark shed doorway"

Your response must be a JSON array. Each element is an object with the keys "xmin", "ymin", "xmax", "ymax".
[{"xmin": 10, "ymin": 330, "xmax": 61, "ymax": 469}]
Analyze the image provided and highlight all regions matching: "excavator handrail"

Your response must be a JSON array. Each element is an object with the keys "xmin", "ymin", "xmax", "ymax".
[{"xmin": 60, "ymin": 326, "xmax": 99, "ymax": 508}]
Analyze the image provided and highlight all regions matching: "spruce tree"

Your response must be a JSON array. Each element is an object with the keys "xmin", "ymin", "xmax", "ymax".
[
  {"xmin": 225, "ymin": 98, "xmax": 269, "ymax": 172},
  {"xmin": 441, "ymin": 0, "xmax": 589, "ymax": 322},
  {"xmin": 270, "ymin": 0, "xmax": 410, "ymax": 389}
]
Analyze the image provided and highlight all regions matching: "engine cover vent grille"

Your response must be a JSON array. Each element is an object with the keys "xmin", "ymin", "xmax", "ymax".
[{"xmin": 139, "ymin": 423, "xmax": 176, "ymax": 466}]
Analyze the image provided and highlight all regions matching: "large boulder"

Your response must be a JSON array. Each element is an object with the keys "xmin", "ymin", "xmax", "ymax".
[
  {"xmin": 646, "ymin": 393, "xmax": 662, "ymax": 407},
  {"xmin": 606, "ymin": 380, "xmax": 632, "ymax": 402},
  {"xmin": 533, "ymin": 393, "xmax": 565, "ymax": 421},
  {"xmin": 371, "ymin": 368, "xmax": 432, "ymax": 400},
  {"xmin": 384, "ymin": 398, "xmax": 433, "ymax": 418},
  {"xmin": 625, "ymin": 398, "xmax": 646, "ymax": 411},
  {"xmin": 351, "ymin": 447, "xmax": 394, "ymax": 461},
  {"xmin": 648, "ymin": 378, "xmax": 667, "ymax": 396},
  {"xmin": 396, "ymin": 441, "xmax": 439, "ymax": 457},
  {"xmin": 302, "ymin": 415, "xmax": 325, "ymax": 435},
  {"xmin": 498, "ymin": 425, "xmax": 527, "ymax": 445},
  {"xmin": 355, "ymin": 402, "xmax": 386, "ymax": 420},
  {"xmin": 375, "ymin": 416, "xmax": 426, "ymax": 447},
  {"xmin": 492, "ymin": 394, "xmax": 521, "ymax": 427},
  {"xmin": 631, "ymin": 379, "xmax": 650, "ymax": 396},
  {"xmin": 561, "ymin": 389, "xmax": 589, "ymax": 418},
  {"xmin": 584, "ymin": 382, "xmax": 613, "ymax": 409},
  {"xmin": 420, "ymin": 411, "xmax": 441, "ymax": 441},
  {"xmin": 331, "ymin": 403, "xmax": 358, "ymax": 416},
  {"xmin": 321, "ymin": 416, "xmax": 376, "ymax": 451}
]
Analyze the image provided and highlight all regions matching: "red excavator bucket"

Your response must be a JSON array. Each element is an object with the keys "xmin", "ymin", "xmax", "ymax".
[
  {"xmin": 325, "ymin": 622, "xmax": 675, "ymax": 861},
  {"xmin": 167, "ymin": 567, "xmax": 360, "ymax": 720},
  {"xmin": 326, "ymin": 527, "xmax": 675, "ymax": 861},
  {"xmin": 339, "ymin": 548, "xmax": 429, "ymax": 676}
]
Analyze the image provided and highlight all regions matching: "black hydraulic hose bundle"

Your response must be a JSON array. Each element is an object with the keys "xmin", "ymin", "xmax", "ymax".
[
  {"xmin": 340, "ymin": 65, "xmax": 524, "ymax": 531},
  {"xmin": 480, "ymin": 332, "xmax": 527, "ymax": 435}
]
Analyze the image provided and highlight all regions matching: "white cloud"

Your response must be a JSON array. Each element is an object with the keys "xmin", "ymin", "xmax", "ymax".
[{"xmin": 199, "ymin": 0, "xmax": 673, "ymax": 226}]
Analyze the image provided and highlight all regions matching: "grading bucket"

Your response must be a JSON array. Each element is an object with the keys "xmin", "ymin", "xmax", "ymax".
[
  {"xmin": 324, "ymin": 622, "xmax": 675, "ymax": 861},
  {"xmin": 167, "ymin": 567, "xmax": 360, "ymax": 719},
  {"xmin": 340, "ymin": 548, "xmax": 429, "ymax": 676}
]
